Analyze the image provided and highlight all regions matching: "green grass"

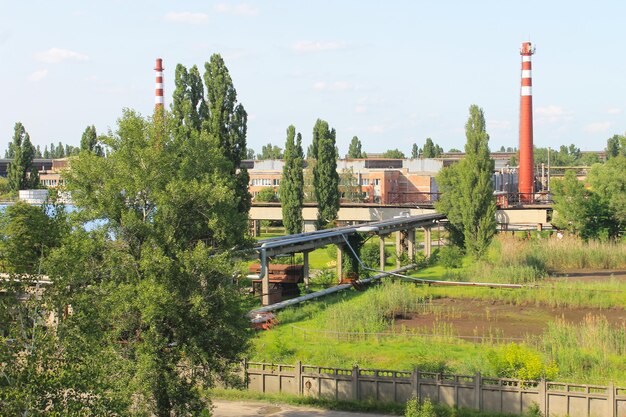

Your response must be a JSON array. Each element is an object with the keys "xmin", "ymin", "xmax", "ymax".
[{"xmin": 249, "ymin": 237, "xmax": 626, "ymax": 385}]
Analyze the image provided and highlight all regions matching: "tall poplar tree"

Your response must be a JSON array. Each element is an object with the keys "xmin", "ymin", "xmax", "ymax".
[
  {"xmin": 7, "ymin": 122, "xmax": 39, "ymax": 191},
  {"xmin": 348, "ymin": 136, "xmax": 363, "ymax": 158},
  {"xmin": 170, "ymin": 55, "xmax": 251, "ymax": 218},
  {"xmin": 312, "ymin": 119, "xmax": 339, "ymax": 228},
  {"xmin": 80, "ymin": 125, "xmax": 103, "ymax": 156},
  {"xmin": 436, "ymin": 105, "xmax": 496, "ymax": 258},
  {"xmin": 411, "ymin": 143, "xmax": 419, "ymax": 159},
  {"xmin": 280, "ymin": 125, "xmax": 304, "ymax": 234}
]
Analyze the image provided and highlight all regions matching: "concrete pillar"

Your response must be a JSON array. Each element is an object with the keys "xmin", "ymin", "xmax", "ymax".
[
  {"xmin": 395, "ymin": 231, "xmax": 402, "ymax": 268},
  {"xmin": 423, "ymin": 227, "xmax": 432, "ymax": 258},
  {"xmin": 336, "ymin": 245, "xmax": 343, "ymax": 283},
  {"xmin": 379, "ymin": 235, "xmax": 386, "ymax": 270},
  {"xmin": 303, "ymin": 251, "xmax": 310, "ymax": 290},
  {"xmin": 261, "ymin": 256, "xmax": 270, "ymax": 306},
  {"xmin": 407, "ymin": 228, "xmax": 415, "ymax": 262}
]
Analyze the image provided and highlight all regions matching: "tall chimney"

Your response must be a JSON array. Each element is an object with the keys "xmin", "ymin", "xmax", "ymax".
[
  {"xmin": 154, "ymin": 58, "xmax": 164, "ymax": 111},
  {"xmin": 518, "ymin": 42, "xmax": 535, "ymax": 203}
]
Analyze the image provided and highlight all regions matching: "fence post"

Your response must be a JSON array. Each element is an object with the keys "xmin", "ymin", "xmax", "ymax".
[
  {"xmin": 295, "ymin": 361, "xmax": 302, "ymax": 395},
  {"xmin": 538, "ymin": 379, "xmax": 547, "ymax": 417},
  {"xmin": 474, "ymin": 372, "xmax": 482, "ymax": 411},
  {"xmin": 608, "ymin": 382, "xmax": 616, "ymax": 417},
  {"xmin": 352, "ymin": 365, "xmax": 360, "ymax": 401},
  {"xmin": 242, "ymin": 358, "xmax": 248, "ymax": 389}
]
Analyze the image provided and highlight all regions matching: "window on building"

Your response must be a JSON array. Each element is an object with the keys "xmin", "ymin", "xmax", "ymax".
[
  {"xmin": 373, "ymin": 179, "xmax": 380, "ymax": 186},
  {"xmin": 361, "ymin": 178, "xmax": 369, "ymax": 186}
]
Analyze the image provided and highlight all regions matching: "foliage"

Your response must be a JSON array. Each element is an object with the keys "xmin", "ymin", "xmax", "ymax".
[
  {"xmin": 606, "ymin": 134, "xmax": 626, "ymax": 159},
  {"xmin": 348, "ymin": 136, "xmax": 364, "ymax": 158},
  {"xmin": 7, "ymin": 122, "xmax": 39, "ymax": 191},
  {"xmin": 588, "ymin": 155, "xmax": 626, "ymax": 230},
  {"xmin": 312, "ymin": 119, "xmax": 340, "ymax": 228},
  {"xmin": 552, "ymin": 170, "xmax": 619, "ymax": 240},
  {"xmin": 0, "ymin": 201, "xmax": 67, "ymax": 273},
  {"xmin": 405, "ymin": 397, "xmax": 436, "ymax": 417},
  {"xmin": 280, "ymin": 125, "xmax": 304, "ymax": 234},
  {"xmin": 436, "ymin": 105, "xmax": 496, "ymax": 258},
  {"xmin": 257, "ymin": 143, "xmax": 283, "ymax": 160},
  {"xmin": 56, "ymin": 105, "xmax": 251, "ymax": 415},
  {"xmin": 422, "ymin": 138, "xmax": 443, "ymax": 158},
  {"xmin": 438, "ymin": 245, "xmax": 463, "ymax": 269},
  {"xmin": 340, "ymin": 167, "xmax": 363, "ymax": 202},
  {"xmin": 411, "ymin": 143, "xmax": 420, "ymax": 159},
  {"xmin": 487, "ymin": 343, "xmax": 558, "ymax": 381},
  {"xmin": 42, "ymin": 141, "xmax": 79, "ymax": 158},
  {"xmin": 382, "ymin": 148, "xmax": 406, "ymax": 159},
  {"xmin": 80, "ymin": 124, "xmax": 104, "ymax": 156},
  {"xmin": 255, "ymin": 186, "xmax": 278, "ymax": 202}
]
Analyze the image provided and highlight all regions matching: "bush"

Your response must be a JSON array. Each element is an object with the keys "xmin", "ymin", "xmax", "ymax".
[
  {"xmin": 438, "ymin": 246, "xmax": 463, "ymax": 269},
  {"xmin": 487, "ymin": 343, "xmax": 558, "ymax": 381},
  {"xmin": 361, "ymin": 243, "xmax": 383, "ymax": 269},
  {"xmin": 405, "ymin": 396, "xmax": 437, "ymax": 417}
]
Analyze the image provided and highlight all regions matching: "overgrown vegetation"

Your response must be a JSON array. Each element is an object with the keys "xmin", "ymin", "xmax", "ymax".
[{"xmin": 251, "ymin": 236, "xmax": 626, "ymax": 385}]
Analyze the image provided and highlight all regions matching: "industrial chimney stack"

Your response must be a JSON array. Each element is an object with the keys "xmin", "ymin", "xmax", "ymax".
[
  {"xmin": 154, "ymin": 58, "xmax": 164, "ymax": 111},
  {"xmin": 518, "ymin": 42, "xmax": 535, "ymax": 202}
]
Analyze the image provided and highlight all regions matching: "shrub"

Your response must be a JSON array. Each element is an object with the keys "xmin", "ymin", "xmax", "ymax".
[
  {"xmin": 487, "ymin": 343, "xmax": 558, "ymax": 381},
  {"xmin": 438, "ymin": 246, "xmax": 463, "ymax": 269},
  {"xmin": 405, "ymin": 396, "xmax": 437, "ymax": 417}
]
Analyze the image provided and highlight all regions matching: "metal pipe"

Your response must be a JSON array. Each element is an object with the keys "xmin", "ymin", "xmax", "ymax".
[{"xmin": 249, "ymin": 264, "xmax": 416, "ymax": 314}]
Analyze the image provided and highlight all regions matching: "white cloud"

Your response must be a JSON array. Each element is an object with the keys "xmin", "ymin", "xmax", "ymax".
[
  {"xmin": 607, "ymin": 108, "xmax": 621, "ymax": 115},
  {"xmin": 214, "ymin": 3, "xmax": 259, "ymax": 16},
  {"xmin": 293, "ymin": 41, "xmax": 346, "ymax": 52},
  {"xmin": 355, "ymin": 105, "xmax": 367, "ymax": 114},
  {"xmin": 584, "ymin": 122, "xmax": 612, "ymax": 134},
  {"xmin": 28, "ymin": 69, "xmax": 48, "ymax": 82},
  {"xmin": 35, "ymin": 48, "xmax": 89, "ymax": 64},
  {"xmin": 535, "ymin": 105, "xmax": 573, "ymax": 124},
  {"xmin": 165, "ymin": 12, "xmax": 209, "ymax": 24}
]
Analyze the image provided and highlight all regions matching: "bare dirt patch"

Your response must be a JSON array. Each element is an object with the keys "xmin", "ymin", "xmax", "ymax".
[
  {"xmin": 548, "ymin": 269, "xmax": 626, "ymax": 283},
  {"xmin": 394, "ymin": 298, "xmax": 626, "ymax": 341}
]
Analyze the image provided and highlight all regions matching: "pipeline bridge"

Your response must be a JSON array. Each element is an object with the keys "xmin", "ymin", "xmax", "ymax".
[
  {"xmin": 249, "ymin": 203, "xmax": 551, "ymax": 235},
  {"xmin": 251, "ymin": 213, "xmax": 445, "ymax": 305}
]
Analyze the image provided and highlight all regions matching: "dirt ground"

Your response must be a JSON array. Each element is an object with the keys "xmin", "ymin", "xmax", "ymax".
[
  {"xmin": 212, "ymin": 400, "xmax": 395, "ymax": 417},
  {"xmin": 395, "ymin": 297, "xmax": 626, "ymax": 341},
  {"xmin": 548, "ymin": 269, "xmax": 626, "ymax": 282}
]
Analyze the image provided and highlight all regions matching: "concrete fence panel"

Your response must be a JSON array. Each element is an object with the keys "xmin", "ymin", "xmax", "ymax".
[{"xmin": 243, "ymin": 361, "xmax": 625, "ymax": 417}]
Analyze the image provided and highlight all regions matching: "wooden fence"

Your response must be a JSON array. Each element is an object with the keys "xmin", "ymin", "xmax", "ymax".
[{"xmin": 244, "ymin": 361, "xmax": 626, "ymax": 417}]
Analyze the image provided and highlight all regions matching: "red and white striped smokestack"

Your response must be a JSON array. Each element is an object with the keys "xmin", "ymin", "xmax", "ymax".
[
  {"xmin": 518, "ymin": 41, "xmax": 535, "ymax": 203},
  {"xmin": 154, "ymin": 58, "xmax": 164, "ymax": 110}
]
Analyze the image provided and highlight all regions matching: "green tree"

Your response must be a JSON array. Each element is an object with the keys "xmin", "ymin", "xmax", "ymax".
[
  {"xmin": 348, "ymin": 136, "xmax": 364, "ymax": 158},
  {"xmin": 80, "ymin": 125, "xmax": 104, "ymax": 156},
  {"xmin": 448, "ymin": 147, "xmax": 461, "ymax": 152},
  {"xmin": 588, "ymin": 156, "xmax": 626, "ymax": 233},
  {"xmin": 340, "ymin": 167, "xmax": 363, "ymax": 202},
  {"xmin": 606, "ymin": 134, "xmax": 625, "ymax": 159},
  {"xmin": 280, "ymin": 125, "xmax": 305, "ymax": 235},
  {"xmin": 312, "ymin": 119, "xmax": 339, "ymax": 228},
  {"xmin": 411, "ymin": 143, "xmax": 419, "ymax": 159},
  {"xmin": 255, "ymin": 186, "xmax": 278, "ymax": 202},
  {"xmin": 7, "ymin": 122, "xmax": 39, "ymax": 191},
  {"xmin": 61, "ymin": 109, "xmax": 250, "ymax": 416},
  {"xmin": 257, "ymin": 143, "xmax": 283, "ymax": 159},
  {"xmin": 0, "ymin": 201, "xmax": 67, "ymax": 273},
  {"xmin": 246, "ymin": 148, "xmax": 255, "ymax": 159},
  {"xmin": 552, "ymin": 170, "xmax": 618, "ymax": 240},
  {"xmin": 436, "ymin": 105, "xmax": 496, "ymax": 258},
  {"xmin": 423, "ymin": 138, "xmax": 443, "ymax": 158},
  {"xmin": 382, "ymin": 148, "xmax": 405, "ymax": 158}
]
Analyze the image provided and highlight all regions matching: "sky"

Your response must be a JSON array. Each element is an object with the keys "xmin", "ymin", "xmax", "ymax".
[{"xmin": 1, "ymin": 1, "xmax": 625, "ymax": 157}]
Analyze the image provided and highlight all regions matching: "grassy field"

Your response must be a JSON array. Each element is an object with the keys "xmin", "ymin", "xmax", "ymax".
[{"xmin": 249, "ymin": 236, "xmax": 626, "ymax": 385}]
